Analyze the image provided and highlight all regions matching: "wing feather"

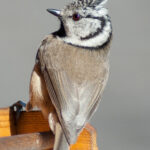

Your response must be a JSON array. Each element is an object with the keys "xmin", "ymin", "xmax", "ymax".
[{"xmin": 37, "ymin": 36, "xmax": 109, "ymax": 144}]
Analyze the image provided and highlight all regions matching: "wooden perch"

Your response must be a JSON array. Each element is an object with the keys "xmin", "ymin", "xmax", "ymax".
[
  {"xmin": 0, "ymin": 107, "xmax": 98, "ymax": 150},
  {"xmin": 0, "ymin": 131, "xmax": 54, "ymax": 150}
]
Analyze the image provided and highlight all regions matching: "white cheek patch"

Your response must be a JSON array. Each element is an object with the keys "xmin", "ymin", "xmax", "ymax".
[
  {"xmin": 75, "ymin": 19, "xmax": 101, "ymax": 38},
  {"xmin": 60, "ymin": 7, "xmax": 111, "ymax": 49},
  {"xmin": 62, "ymin": 21, "xmax": 111, "ymax": 48}
]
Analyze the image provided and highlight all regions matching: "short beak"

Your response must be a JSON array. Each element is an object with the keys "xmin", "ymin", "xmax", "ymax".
[{"xmin": 47, "ymin": 9, "xmax": 61, "ymax": 17}]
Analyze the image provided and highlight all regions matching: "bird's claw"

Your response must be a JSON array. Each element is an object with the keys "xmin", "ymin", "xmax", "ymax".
[{"xmin": 11, "ymin": 100, "xmax": 26, "ymax": 121}]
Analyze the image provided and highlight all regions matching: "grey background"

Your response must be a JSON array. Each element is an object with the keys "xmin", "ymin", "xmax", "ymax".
[{"xmin": 0, "ymin": 0, "xmax": 150, "ymax": 150}]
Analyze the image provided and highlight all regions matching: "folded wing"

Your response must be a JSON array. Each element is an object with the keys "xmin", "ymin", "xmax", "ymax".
[{"xmin": 37, "ymin": 37, "xmax": 109, "ymax": 144}]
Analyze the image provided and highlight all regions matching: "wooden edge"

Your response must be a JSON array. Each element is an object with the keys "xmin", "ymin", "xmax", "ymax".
[
  {"xmin": 85, "ymin": 124, "xmax": 98, "ymax": 150},
  {"xmin": 0, "ymin": 131, "xmax": 54, "ymax": 150},
  {"xmin": 0, "ymin": 108, "xmax": 16, "ymax": 137},
  {"xmin": 15, "ymin": 111, "xmax": 50, "ymax": 135}
]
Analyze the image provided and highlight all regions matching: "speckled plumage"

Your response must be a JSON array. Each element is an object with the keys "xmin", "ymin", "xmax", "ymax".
[{"xmin": 66, "ymin": 0, "xmax": 107, "ymax": 9}]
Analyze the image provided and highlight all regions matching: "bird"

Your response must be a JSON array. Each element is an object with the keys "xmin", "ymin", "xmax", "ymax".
[{"xmin": 26, "ymin": 0, "xmax": 112, "ymax": 149}]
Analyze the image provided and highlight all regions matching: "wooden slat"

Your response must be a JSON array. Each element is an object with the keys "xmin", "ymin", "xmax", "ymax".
[
  {"xmin": 0, "ymin": 108, "xmax": 16, "ymax": 137},
  {"xmin": 0, "ymin": 109, "xmax": 98, "ymax": 150},
  {"xmin": 0, "ymin": 131, "xmax": 54, "ymax": 150},
  {"xmin": 70, "ymin": 124, "xmax": 98, "ymax": 150},
  {"xmin": 16, "ymin": 111, "xmax": 50, "ymax": 134}
]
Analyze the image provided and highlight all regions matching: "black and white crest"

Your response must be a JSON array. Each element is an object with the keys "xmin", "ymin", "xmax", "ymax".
[{"xmin": 66, "ymin": 0, "xmax": 108, "ymax": 9}]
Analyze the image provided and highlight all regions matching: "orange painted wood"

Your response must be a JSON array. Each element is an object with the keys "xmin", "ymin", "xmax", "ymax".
[
  {"xmin": 0, "ymin": 108, "xmax": 16, "ymax": 137},
  {"xmin": 70, "ymin": 124, "xmax": 98, "ymax": 150},
  {"xmin": 0, "ymin": 108, "xmax": 98, "ymax": 150},
  {"xmin": 16, "ymin": 111, "xmax": 50, "ymax": 134}
]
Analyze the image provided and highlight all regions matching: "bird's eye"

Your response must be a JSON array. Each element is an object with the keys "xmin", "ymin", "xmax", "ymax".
[{"xmin": 72, "ymin": 13, "xmax": 80, "ymax": 21}]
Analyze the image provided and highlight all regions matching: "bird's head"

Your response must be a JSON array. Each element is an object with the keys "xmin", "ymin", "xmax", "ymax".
[{"xmin": 47, "ymin": 0, "xmax": 112, "ymax": 49}]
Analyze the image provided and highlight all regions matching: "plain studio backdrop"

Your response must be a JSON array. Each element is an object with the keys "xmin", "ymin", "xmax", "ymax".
[{"xmin": 0, "ymin": 0, "xmax": 150, "ymax": 150}]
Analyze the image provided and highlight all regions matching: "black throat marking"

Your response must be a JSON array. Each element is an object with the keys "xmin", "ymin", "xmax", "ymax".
[{"xmin": 52, "ymin": 21, "xmax": 66, "ymax": 37}]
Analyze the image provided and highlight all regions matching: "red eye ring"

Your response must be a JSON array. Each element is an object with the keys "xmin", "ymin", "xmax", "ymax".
[{"xmin": 72, "ymin": 13, "xmax": 80, "ymax": 21}]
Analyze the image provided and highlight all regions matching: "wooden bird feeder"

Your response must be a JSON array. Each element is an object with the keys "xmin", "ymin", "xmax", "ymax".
[{"xmin": 0, "ymin": 105, "xmax": 98, "ymax": 150}]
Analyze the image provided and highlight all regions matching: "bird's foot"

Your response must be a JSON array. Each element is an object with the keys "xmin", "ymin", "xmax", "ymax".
[{"xmin": 11, "ymin": 100, "xmax": 26, "ymax": 121}]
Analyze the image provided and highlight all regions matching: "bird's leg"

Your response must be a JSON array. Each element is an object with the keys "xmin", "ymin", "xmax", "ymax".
[
  {"xmin": 48, "ymin": 113, "xmax": 69, "ymax": 150},
  {"xmin": 52, "ymin": 122, "xmax": 70, "ymax": 150}
]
